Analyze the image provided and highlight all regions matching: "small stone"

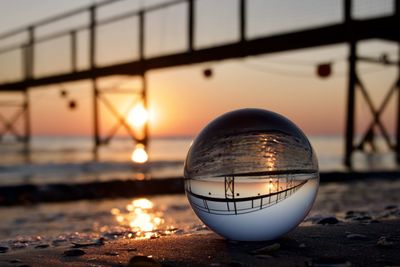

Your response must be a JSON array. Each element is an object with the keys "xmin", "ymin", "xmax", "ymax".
[
  {"xmin": 63, "ymin": 249, "xmax": 86, "ymax": 257},
  {"xmin": 346, "ymin": 233, "xmax": 367, "ymax": 240},
  {"xmin": 385, "ymin": 205, "xmax": 397, "ymax": 210},
  {"xmin": 317, "ymin": 217, "xmax": 339, "ymax": 225},
  {"xmin": 346, "ymin": 211, "xmax": 355, "ymax": 216},
  {"xmin": 299, "ymin": 243, "xmax": 307, "ymax": 248},
  {"xmin": 353, "ymin": 215, "xmax": 372, "ymax": 221},
  {"xmin": 35, "ymin": 244, "xmax": 50, "ymax": 249},
  {"xmin": 106, "ymin": 251, "xmax": 119, "ymax": 256},
  {"xmin": 228, "ymin": 261, "xmax": 243, "ymax": 267},
  {"xmin": 161, "ymin": 260, "xmax": 180, "ymax": 267},
  {"xmin": 308, "ymin": 257, "xmax": 351, "ymax": 267},
  {"xmin": 127, "ymin": 256, "xmax": 161, "ymax": 267},
  {"xmin": 71, "ymin": 238, "xmax": 104, "ymax": 248},
  {"xmin": 52, "ymin": 239, "xmax": 67, "ymax": 246},
  {"xmin": 377, "ymin": 236, "xmax": 394, "ymax": 248},
  {"xmin": 0, "ymin": 246, "xmax": 9, "ymax": 253},
  {"xmin": 127, "ymin": 248, "xmax": 137, "ymax": 252},
  {"xmin": 255, "ymin": 254, "xmax": 273, "ymax": 259},
  {"xmin": 251, "ymin": 243, "xmax": 280, "ymax": 255},
  {"xmin": 9, "ymin": 259, "xmax": 22, "ymax": 263},
  {"xmin": 174, "ymin": 229, "xmax": 185, "ymax": 235}
]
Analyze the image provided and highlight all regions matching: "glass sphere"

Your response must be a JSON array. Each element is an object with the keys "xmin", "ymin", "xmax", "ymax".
[{"xmin": 184, "ymin": 108, "xmax": 319, "ymax": 241}]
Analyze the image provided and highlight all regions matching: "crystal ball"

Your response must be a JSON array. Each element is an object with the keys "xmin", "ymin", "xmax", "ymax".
[{"xmin": 184, "ymin": 108, "xmax": 319, "ymax": 241}]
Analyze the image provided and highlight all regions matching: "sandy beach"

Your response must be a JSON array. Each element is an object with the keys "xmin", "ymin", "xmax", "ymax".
[
  {"xmin": 0, "ymin": 219, "xmax": 399, "ymax": 267},
  {"xmin": 0, "ymin": 177, "xmax": 400, "ymax": 267}
]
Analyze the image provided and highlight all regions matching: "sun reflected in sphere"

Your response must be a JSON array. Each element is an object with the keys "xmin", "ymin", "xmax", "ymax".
[{"xmin": 184, "ymin": 108, "xmax": 319, "ymax": 241}]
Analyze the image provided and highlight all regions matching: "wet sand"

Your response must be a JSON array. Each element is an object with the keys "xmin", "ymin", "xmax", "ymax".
[{"xmin": 0, "ymin": 219, "xmax": 399, "ymax": 267}]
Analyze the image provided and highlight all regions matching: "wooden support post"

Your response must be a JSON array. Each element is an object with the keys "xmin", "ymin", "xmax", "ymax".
[
  {"xmin": 395, "ymin": 0, "xmax": 400, "ymax": 164},
  {"xmin": 92, "ymin": 79, "xmax": 100, "ymax": 147},
  {"xmin": 22, "ymin": 26, "xmax": 34, "ymax": 152},
  {"xmin": 27, "ymin": 26, "xmax": 34, "ymax": 79},
  {"xmin": 344, "ymin": 0, "xmax": 357, "ymax": 168},
  {"xmin": 139, "ymin": 10, "xmax": 145, "ymax": 61},
  {"xmin": 188, "ymin": 0, "xmax": 194, "ymax": 52},
  {"xmin": 396, "ymin": 45, "xmax": 400, "ymax": 163},
  {"xmin": 23, "ymin": 90, "xmax": 31, "ymax": 154},
  {"xmin": 138, "ymin": 10, "xmax": 148, "ymax": 147},
  {"xmin": 141, "ymin": 73, "xmax": 149, "ymax": 147},
  {"xmin": 90, "ymin": 6, "xmax": 100, "ymax": 158},
  {"xmin": 239, "ymin": 0, "xmax": 246, "ymax": 42},
  {"xmin": 70, "ymin": 30, "xmax": 77, "ymax": 72},
  {"xmin": 89, "ymin": 6, "xmax": 96, "ymax": 69}
]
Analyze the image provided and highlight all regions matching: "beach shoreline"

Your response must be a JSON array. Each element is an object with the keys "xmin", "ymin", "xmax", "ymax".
[{"xmin": 1, "ymin": 171, "xmax": 400, "ymax": 206}]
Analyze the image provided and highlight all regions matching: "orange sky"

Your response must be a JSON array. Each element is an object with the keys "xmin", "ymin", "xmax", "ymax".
[{"xmin": 0, "ymin": 0, "xmax": 398, "ymax": 138}]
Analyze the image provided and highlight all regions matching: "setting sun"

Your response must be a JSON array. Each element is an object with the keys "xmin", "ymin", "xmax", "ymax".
[{"xmin": 128, "ymin": 102, "xmax": 149, "ymax": 128}]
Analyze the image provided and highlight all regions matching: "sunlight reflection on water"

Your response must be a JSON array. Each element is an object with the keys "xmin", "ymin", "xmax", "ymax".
[{"xmin": 111, "ymin": 198, "xmax": 175, "ymax": 239}]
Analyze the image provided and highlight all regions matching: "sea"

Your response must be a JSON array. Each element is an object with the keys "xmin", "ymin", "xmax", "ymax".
[{"xmin": 0, "ymin": 135, "xmax": 398, "ymax": 186}]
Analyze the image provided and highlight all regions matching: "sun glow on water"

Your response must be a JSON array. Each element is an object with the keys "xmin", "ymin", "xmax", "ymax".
[
  {"xmin": 131, "ymin": 144, "xmax": 148, "ymax": 163},
  {"xmin": 111, "ymin": 198, "xmax": 165, "ymax": 239}
]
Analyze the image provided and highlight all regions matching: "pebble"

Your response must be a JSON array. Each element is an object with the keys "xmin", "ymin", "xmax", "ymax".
[
  {"xmin": 345, "ymin": 211, "xmax": 373, "ymax": 222},
  {"xmin": 105, "ymin": 251, "xmax": 119, "ymax": 256},
  {"xmin": 127, "ymin": 256, "xmax": 161, "ymax": 267},
  {"xmin": 0, "ymin": 246, "xmax": 9, "ymax": 253},
  {"xmin": 52, "ymin": 240, "xmax": 66, "ymax": 246},
  {"xmin": 72, "ymin": 238, "xmax": 104, "ymax": 248},
  {"xmin": 9, "ymin": 259, "xmax": 22, "ymax": 263},
  {"xmin": 346, "ymin": 211, "xmax": 355, "ymax": 216},
  {"xmin": 385, "ymin": 205, "xmax": 397, "ymax": 210},
  {"xmin": 346, "ymin": 233, "xmax": 367, "ymax": 240},
  {"xmin": 255, "ymin": 254, "xmax": 273, "ymax": 259},
  {"xmin": 228, "ymin": 261, "xmax": 243, "ymax": 267},
  {"xmin": 62, "ymin": 249, "xmax": 86, "ymax": 257},
  {"xmin": 353, "ymin": 215, "xmax": 372, "ymax": 221},
  {"xmin": 317, "ymin": 217, "xmax": 340, "ymax": 225},
  {"xmin": 308, "ymin": 257, "xmax": 351, "ymax": 267},
  {"xmin": 35, "ymin": 244, "xmax": 50, "ymax": 249},
  {"xmin": 376, "ymin": 236, "xmax": 394, "ymax": 248},
  {"xmin": 251, "ymin": 243, "xmax": 280, "ymax": 255},
  {"xmin": 127, "ymin": 248, "xmax": 138, "ymax": 252}
]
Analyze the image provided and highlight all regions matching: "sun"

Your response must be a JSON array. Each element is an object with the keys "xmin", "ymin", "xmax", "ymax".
[{"xmin": 128, "ymin": 102, "xmax": 149, "ymax": 128}]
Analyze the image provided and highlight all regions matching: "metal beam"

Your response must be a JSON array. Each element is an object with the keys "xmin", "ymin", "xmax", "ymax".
[{"xmin": 0, "ymin": 15, "xmax": 397, "ymax": 92}]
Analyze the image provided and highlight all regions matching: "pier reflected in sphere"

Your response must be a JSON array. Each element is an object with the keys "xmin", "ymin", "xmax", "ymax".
[{"xmin": 184, "ymin": 108, "xmax": 319, "ymax": 241}]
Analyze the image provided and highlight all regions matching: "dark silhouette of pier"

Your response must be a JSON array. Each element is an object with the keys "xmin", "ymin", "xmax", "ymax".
[{"xmin": 0, "ymin": 0, "xmax": 399, "ymax": 167}]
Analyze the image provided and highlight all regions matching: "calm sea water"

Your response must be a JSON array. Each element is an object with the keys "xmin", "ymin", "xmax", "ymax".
[{"xmin": 0, "ymin": 135, "xmax": 397, "ymax": 186}]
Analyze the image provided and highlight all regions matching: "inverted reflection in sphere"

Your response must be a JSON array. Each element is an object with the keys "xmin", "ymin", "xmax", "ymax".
[{"xmin": 184, "ymin": 109, "xmax": 319, "ymax": 241}]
